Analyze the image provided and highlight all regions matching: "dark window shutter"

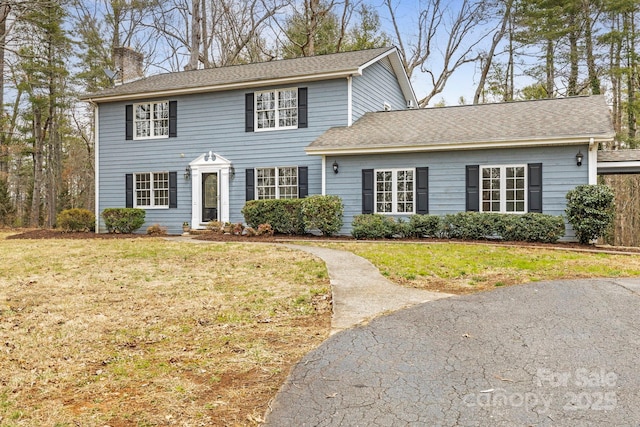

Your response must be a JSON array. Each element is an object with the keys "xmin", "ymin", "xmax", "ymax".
[
  {"xmin": 246, "ymin": 168, "xmax": 255, "ymax": 200},
  {"xmin": 125, "ymin": 105, "xmax": 133, "ymax": 140},
  {"xmin": 126, "ymin": 174, "xmax": 134, "ymax": 208},
  {"xmin": 362, "ymin": 169, "xmax": 374, "ymax": 214},
  {"xmin": 416, "ymin": 167, "xmax": 429, "ymax": 214},
  {"xmin": 245, "ymin": 93, "xmax": 254, "ymax": 132},
  {"xmin": 169, "ymin": 171, "xmax": 177, "ymax": 208},
  {"xmin": 298, "ymin": 166, "xmax": 308, "ymax": 198},
  {"xmin": 466, "ymin": 165, "xmax": 479, "ymax": 212},
  {"xmin": 298, "ymin": 88, "xmax": 308, "ymax": 128},
  {"xmin": 528, "ymin": 163, "xmax": 543, "ymax": 213},
  {"xmin": 169, "ymin": 101, "xmax": 177, "ymax": 137}
]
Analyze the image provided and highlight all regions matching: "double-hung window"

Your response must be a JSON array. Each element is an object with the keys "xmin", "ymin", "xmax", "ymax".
[
  {"xmin": 375, "ymin": 169, "xmax": 415, "ymax": 214},
  {"xmin": 255, "ymin": 89, "xmax": 298, "ymax": 130},
  {"xmin": 134, "ymin": 101, "xmax": 169, "ymax": 139},
  {"xmin": 256, "ymin": 167, "xmax": 298, "ymax": 199},
  {"xmin": 481, "ymin": 165, "xmax": 526, "ymax": 213},
  {"xmin": 135, "ymin": 172, "xmax": 169, "ymax": 208}
]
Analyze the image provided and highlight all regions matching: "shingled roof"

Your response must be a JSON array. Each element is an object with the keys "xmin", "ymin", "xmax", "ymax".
[
  {"xmin": 307, "ymin": 95, "xmax": 615, "ymax": 154},
  {"xmin": 83, "ymin": 47, "xmax": 415, "ymax": 103}
]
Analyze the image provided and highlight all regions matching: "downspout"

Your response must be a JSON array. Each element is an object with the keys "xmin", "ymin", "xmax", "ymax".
[
  {"xmin": 91, "ymin": 101, "xmax": 100, "ymax": 232},
  {"xmin": 347, "ymin": 75, "xmax": 353, "ymax": 126},
  {"xmin": 588, "ymin": 137, "xmax": 597, "ymax": 185}
]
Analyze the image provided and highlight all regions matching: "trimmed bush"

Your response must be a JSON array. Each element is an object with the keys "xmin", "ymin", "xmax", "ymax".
[
  {"xmin": 442, "ymin": 212, "xmax": 502, "ymax": 240},
  {"xmin": 56, "ymin": 208, "xmax": 95, "ymax": 232},
  {"xmin": 257, "ymin": 223, "xmax": 274, "ymax": 236},
  {"xmin": 102, "ymin": 208, "xmax": 146, "ymax": 233},
  {"xmin": 408, "ymin": 214, "xmax": 441, "ymax": 238},
  {"xmin": 301, "ymin": 195, "xmax": 344, "ymax": 236},
  {"xmin": 242, "ymin": 199, "xmax": 305, "ymax": 234},
  {"xmin": 566, "ymin": 184, "xmax": 615, "ymax": 244},
  {"xmin": 351, "ymin": 214, "xmax": 397, "ymax": 239},
  {"xmin": 436, "ymin": 212, "xmax": 565, "ymax": 243},
  {"xmin": 498, "ymin": 213, "xmax": 565, "ymax": 243}
]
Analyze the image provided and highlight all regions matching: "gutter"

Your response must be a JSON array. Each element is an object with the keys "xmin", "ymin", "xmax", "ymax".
[{"xmin": 305, "ymin": 135, "xmax": 616, "ymax": 156}]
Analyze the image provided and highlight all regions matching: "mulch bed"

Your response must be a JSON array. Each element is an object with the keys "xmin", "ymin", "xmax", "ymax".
[{"xmin": 5, "ymin": 228, "xmax": 640, "ymax": 254}]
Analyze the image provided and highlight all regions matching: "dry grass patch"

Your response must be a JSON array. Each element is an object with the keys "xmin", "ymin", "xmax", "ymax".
[
  {"xmin": 0, "ymin": 237, "xmax": 330, "ymax": 426},
  {"xmin": 316, "ymin": 242, "xmax": 640, "ymax": 294}
]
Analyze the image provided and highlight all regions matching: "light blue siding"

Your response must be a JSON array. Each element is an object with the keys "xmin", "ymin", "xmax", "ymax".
[
  {"xmin": 98, "ymin": 79, "xmax": 348, "ymax": 233},
  {"xmin": 352, "ymin": 59, "xmax": 407, "ymax": 122},
  {"xmin": 325, "ymin": 145, "xmax": 590, "ymax": 241}
]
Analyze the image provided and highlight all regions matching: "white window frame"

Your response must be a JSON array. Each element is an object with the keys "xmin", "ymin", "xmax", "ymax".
[
  {"xmin": 255, "ymin": 167, "xmax": 299, "ymax": 199},
  {"xmin": 254, "ymin": 88, "xmax": 298, "ymax": 131},
  {"xmin": 480, "ymin": 165, "xmax": 527, "ymax": 214},
  {"xmin": 374, "ymin": 168, "xmax": 415, "ymax": 215},
  {"xmin": 134, "ymin": 172, "xmax": 170, "ymax": 208},
  {"xmin": 134, "ymin": 100, "xmax": 169, "ymax": 140}
]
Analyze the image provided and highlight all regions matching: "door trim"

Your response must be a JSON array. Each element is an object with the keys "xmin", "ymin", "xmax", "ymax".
[{"xmin": 189, "ymin": 152, "xmax": 231, "ymax": 228}]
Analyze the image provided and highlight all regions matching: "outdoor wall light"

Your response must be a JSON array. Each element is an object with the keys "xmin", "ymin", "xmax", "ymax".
[
  {"xmin": 333, "ymin": 160, "xmax": 339, "ymax": 174},
  {"xmin": 576, "ymin": 150, "xmax": 584, "ymax": 167},
  {"xmin": 184, "ymin": 166, "xmax": 191, "ymax": 180},
  {"xmin": 230, "ymin": 165, "xmax": 235, "ymax": 178}
]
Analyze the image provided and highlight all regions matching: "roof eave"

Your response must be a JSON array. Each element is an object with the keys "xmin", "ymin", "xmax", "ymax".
[
  {"xmin": 306, "ymin": 134, "xmax": 616, "ymax": 156},
  {"xmin": 81, "ymin": 69, "xmax": 363, "ymax": 103}
]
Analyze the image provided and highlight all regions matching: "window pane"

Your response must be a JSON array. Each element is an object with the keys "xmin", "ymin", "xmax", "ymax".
[
  {"xmin": 135, "ymin": 173, "xmax": 151, "ymax": 206},
  {"xmin": 396, "ymin": 169, "xmax": 414, "ymax": 213},
  {"xmin": 153, "ymin": 172, "xmax": 169, "ymax": 206},
  {"xmin": 278, "ymin": 167, "xmax": 298, "ymax": 199},
  {"xmin": 256, "ymin": 168, "xmax": 276, "ymax": 199}
]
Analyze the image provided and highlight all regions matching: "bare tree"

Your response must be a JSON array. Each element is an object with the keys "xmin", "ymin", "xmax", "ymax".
[
  {"xmin": 385, "ymin": 0, "xmax": 491, "ymax": 106},
  {"xmin": 473, "ymin": 0, "xmax": 512, "ymax": 104}
]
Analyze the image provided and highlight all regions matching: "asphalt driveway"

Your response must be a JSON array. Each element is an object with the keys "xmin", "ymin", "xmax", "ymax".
[{"xmin": 264, "ymin": 278, "xmax": 640, "ymax": 426}]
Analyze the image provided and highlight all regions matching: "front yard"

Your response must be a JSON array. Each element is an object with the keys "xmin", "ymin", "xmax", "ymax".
[
  {"xmin": 0, "ymin": 234, "xmax": 330, "ymax": 426},
  {"xmin": 2, "ymin": 233, "xmax": 640, "ymax": 426}
]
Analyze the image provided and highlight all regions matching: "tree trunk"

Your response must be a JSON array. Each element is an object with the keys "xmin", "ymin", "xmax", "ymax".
[
  {"xmin": 567, "ymin": 12, "xmax": 579, "ymax": 96},
  {"xmin": 186, "ymin": 0, "xmax": 201, "ymax": 70},
  {"xmin": 545, "ymin": 39, "xmax": 554, "ymax": 98},
  {"xmin": 473, "ymin": 0, "xmax": 512, "ymax": 104},
  {"xmin": 625, "ymin": 11, "xmax": 636, "ymax": 140},
  {"xmin": 583, "ymin": 0, "xmax": 600, "ymax": 94},
  {"xmin": 0, "ymin": 1, "xmax": 9, "ymax": 175},
  {"xmin": 30, "ymin": 106, "xmax": 44, "ymax": 228}
]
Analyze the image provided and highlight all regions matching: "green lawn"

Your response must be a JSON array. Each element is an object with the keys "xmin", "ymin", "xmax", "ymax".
[{"xmin": 313, "ymin": 241, "xmax": 640, "ymax": 294}]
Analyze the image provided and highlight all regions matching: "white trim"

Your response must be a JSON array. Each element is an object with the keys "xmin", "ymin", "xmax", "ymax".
[
  {"xmin": 133, "ymin": 100, "xmax": 170, "ymax": 140},
  {"xmin": 588, "ymin": 137, "xmax": 597, "ymax": 185},
  {"xmin": 347, "ymin": 76, "xmax": 353, "ymax": 126},
  {"xmin": 94, "ymin": 103, "xmax": 99, "ymax": 232},
  {"xmin": 189, "ymin": 152, "xmax": 232, "ymax": 227},
  {"xmin": 373, "ymin": 168, "xmax": 416, "ymax": 215},
  {"xmin": 321, "ymin": 156, "xmax": 326, "ymax": 195},
  {"xmin": 306, "ymin": 137, "xmax": 615, "ymax": 156},
  {"xmin": 254, "ymin": 88, "xmax": 299, "ymax": 131},
  {"xmin": 479, "ymin": 165, "xmax": 528, "ymax": 214},
  {"xmin": 133, "ymin": 171, "xmax": 170, "ymax": 208}
]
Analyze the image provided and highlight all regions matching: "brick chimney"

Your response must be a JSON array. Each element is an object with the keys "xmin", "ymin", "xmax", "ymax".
[{"xmin": 113, "ymin": 47, "xmax": 144, "ymax": 85}]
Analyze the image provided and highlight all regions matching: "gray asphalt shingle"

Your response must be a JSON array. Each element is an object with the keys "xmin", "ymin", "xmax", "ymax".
[
  {"xmin": 307, "ymin": 95, "xmax": 615, "ymax": 153},
  {"xmin": 83, "ymin": 47, "xmax": 394, "ymax": 101}
]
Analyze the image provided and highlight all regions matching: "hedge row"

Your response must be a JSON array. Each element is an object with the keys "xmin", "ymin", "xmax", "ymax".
[
  {"xmin": 242, "ymin": 195, "xmax": 343, "ymax": 236},
  {"xmin": 352, "ymin": 212, "xmax": 566, "ymax": 243}
]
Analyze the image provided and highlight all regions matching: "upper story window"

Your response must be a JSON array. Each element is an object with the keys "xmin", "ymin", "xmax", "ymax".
[
  {"xmin": 481, "ymin": 165, "xmax": 526, "ymax": 213},
  {"xmin": 134, "ymin": 101, "xmax": 169, "ymax": 139},
  {"xmin": 255, "ymin": 89, "xmax": 298, "ymax": 130},
  {"xmin": 135, "ymin": 172, "xmax": 169, "ymax": 208},
  {"xmin": 375, "ymin": 169, "xmax": 414, "ymax": 214},
  {"xmin": 256, "ymin": 167, "xmax": 298, "ymax": 199}
]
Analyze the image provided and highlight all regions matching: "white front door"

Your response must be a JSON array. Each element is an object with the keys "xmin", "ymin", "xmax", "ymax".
[{"xmin": 189, "ymin": 152, "xmax": 231, "ymax": 228}]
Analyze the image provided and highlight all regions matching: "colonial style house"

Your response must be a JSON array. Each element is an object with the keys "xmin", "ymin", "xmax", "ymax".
[{"xmin": 83, "ymin": 47, "xmax": 615, "ymax": 239}]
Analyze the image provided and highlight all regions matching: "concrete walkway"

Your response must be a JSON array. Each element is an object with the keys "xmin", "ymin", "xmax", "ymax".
[{"xmin": 284, "ymin": 244, "xmax": 452, "ymax": 333}]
